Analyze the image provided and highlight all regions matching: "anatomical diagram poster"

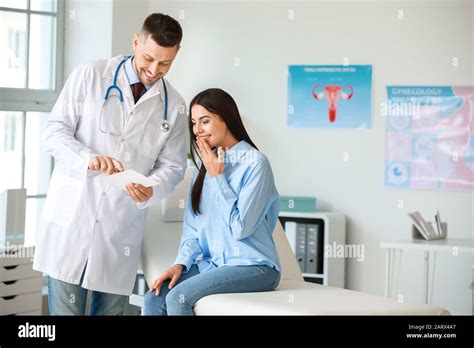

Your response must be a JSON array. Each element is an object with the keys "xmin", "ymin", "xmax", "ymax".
[
  {"xmin": 287, "ymin": 65, "xmax": 372, "ymax": 128},
  {"xmin": 385, "ymin": 86, "xmax": 474, "ymax": 191}
]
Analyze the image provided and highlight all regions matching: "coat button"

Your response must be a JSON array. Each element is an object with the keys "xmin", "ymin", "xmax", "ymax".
[{"xmin": 95, "ymin": 220, "xmax": 99, "ymax": 223}]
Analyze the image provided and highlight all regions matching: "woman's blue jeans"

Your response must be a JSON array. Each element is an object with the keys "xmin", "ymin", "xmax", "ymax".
[{"xmin": 143, "ymin": 264, "xmax": 280, "ymax": 315}]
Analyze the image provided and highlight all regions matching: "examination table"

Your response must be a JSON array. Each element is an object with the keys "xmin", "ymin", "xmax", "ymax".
[{"xmin": 136, "ymin": 167, "xmax": 449, "ymax": 315}]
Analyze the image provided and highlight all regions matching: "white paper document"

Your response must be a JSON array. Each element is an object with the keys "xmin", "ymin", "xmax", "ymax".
[{"xmin": 101, "ymin": 170, "xmax": 159, "ymax": 191}]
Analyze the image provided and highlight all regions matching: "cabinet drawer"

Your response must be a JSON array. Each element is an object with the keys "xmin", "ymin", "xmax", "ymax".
[
  {"xmin": 0, "ymin": 247, "xmax": 35, "ymax": 267},
  {"xmin": 0, "ymin": 263, "xmax": 41, "ymax": 282},
  {"xmin": 0, "ymin": 292, "xmax": 42, "ymax": 315},
  {"xmin": 1, "ymin": 277, "xmax": 42, "ymax": 297}
]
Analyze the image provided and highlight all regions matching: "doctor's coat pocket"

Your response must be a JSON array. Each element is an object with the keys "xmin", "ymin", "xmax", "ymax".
[{"xmin": 42, "ymin": 171, "xmax": 84, "ymax": 227}]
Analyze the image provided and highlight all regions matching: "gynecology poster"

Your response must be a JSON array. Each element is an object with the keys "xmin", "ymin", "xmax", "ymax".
[
  {"xmin": 287, "ymin": 65, "xmax": 372, "ymax": 128},
  {"xmin": 384, "ymin": 86, "xmax": 474, "ymax": 191}
]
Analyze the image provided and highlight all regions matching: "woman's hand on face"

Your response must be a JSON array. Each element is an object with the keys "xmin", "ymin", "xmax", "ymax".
[
  {"xmin": 195, "ymin": 138, "xmax": 225, "ymax": 177},
  {"xmin": 149, "ymin": 264, "xmax": 184, "ymax": 296}
]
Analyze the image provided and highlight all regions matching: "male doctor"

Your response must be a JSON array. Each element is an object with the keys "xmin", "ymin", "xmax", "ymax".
[{"xmin": 33, "ymin": 13, "xmax": 187, "ymax": 315}]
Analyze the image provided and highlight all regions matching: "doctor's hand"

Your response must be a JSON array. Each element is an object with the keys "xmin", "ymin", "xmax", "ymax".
[
  {"xmin": 195, "ymin": 138, "xmax": 224, "ymax": 177},
  {"xmin": 88, "ymin": 156, "xmax": 124, "ymax": 175},
  {"xmin": 125, "ymin": 183, "xmax": 153, "ymax": 203},
  {"xmin": 149, "ymin": 264, "xmax": 184, "ymax": 296}
]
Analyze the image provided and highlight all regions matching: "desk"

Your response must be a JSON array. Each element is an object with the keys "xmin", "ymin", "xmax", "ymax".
[{"xmin": 380, "ymin": 238, "xmax": 473, "ymax": 305}]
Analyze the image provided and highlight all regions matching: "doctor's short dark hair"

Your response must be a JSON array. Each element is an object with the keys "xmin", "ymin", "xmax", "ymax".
[{"xmin": 140, "ymin": 13, "xmax": 182, "ymax": 47}]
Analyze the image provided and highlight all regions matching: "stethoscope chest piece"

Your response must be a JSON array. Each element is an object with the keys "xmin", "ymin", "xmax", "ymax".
[{"xmin": 161, "ymin": 121, "xmax": 170, "ymax": 132}]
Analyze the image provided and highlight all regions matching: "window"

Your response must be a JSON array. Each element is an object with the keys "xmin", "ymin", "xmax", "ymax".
[
  {"xmin": 0, "ymin": 112, "xmax": 23, "ymax": 190},
  {"xmin": 0, "ymin": 0, "xmax": 64, "ymax": 246},
  {"xmin": 0, "ymin": 0, "xmax": 61, "ymax": 90},
  {"xmin": 8, "ymin": 30, "xmax": 26, "ymax": 70}
]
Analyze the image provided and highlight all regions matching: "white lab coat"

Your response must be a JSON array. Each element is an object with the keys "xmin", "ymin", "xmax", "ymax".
[{"xmin": 33, "ymin": 55, "xmax": 187, "ymax": 295}]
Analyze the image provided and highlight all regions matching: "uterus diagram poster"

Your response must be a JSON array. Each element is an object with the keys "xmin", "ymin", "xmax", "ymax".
[
  {"xmin": 384, "ymin": 86, "xmax": 474, "ymax": 191},
  {"xmin": 287, "ymin": 65, "xmax": 372, "ymax": 129}
]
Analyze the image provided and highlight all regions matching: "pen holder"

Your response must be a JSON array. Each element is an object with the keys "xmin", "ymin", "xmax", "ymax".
[{"xmin": 412, "ymin": 222, "xmax": 447, "ymax": 240}]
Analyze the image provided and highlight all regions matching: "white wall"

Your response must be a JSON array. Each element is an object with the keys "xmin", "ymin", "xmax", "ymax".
[
  {"xmin": 145, "ymin": 0, "xmax": 473, "ymax": 314},
  {"xmin": 64, "ymin": 0, "xmax": 473, "ymax": 314},
  {"xmin": 64, "ymin": 0, "xmax": 149, "ymax": 74},
  {"xmin": 111, "ymin": 0, "xmax": 149, "ymax": 56},
  {"xmin": 64, "ymin": 0, "xmax": 114, "ymax": 75}
]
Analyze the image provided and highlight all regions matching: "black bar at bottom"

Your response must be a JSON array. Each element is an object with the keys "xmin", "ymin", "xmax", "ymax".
[{"xmin": 0, "ymin": 315, "xmax": 472, "ymax": 346}]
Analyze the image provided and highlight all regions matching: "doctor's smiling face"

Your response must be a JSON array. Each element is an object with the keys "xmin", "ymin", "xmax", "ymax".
[
  {"xmin": 131, "ymin": 13, "xmax": 182, "ymax": 86},
  {"xmin": 132, "ymin": 34, "xmax": 179, "ymax": 85}
]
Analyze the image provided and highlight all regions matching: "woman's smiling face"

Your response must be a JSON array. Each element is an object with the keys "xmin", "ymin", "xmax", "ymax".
[{"xmin": 191, "ymin": 104, "xmax": 233, "ymax": 149}]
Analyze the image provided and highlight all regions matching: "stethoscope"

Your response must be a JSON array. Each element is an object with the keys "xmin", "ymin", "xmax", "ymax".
[{"xmin": 99, "ymin": 56, "xmax": 169, "ymax": 136}]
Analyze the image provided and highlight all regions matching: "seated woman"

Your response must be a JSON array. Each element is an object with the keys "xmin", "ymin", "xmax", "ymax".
[{"xmin": 143, "ymin": 88, "xmax": 281, "ymax": 315}]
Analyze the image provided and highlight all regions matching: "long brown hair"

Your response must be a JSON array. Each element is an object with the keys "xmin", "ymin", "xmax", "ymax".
[{"xmin": 189, "ymin": 88, "xmax": 258, "ymax": 215}]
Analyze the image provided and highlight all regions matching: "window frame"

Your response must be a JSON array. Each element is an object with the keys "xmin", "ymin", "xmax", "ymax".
[
  {"xmin": 0, "ymin": 0, "xmax": 65, "ymax": 112},
  {"xmin": 0, "ymin": 0, "xmax": 65, "ymax": 246}
]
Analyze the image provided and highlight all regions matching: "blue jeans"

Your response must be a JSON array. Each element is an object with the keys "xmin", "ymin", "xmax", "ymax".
[
  {"xmin": 48, "ymin": 274, "xmax": 128, "ymax": 315},
  {"xmin": 143, "ymin": 264, "xmax": 280, "ymax": 315}
]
